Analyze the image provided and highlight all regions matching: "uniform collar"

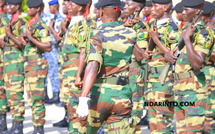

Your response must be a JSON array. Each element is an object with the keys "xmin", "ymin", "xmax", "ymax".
[
  {"xmin": 10, "ymin": 12, "xmax": 22, "ymax": 24},
  {"xmin": 100, "ymin": 21, "xmax": 120, "ymax": 27},
  {"xmin": 29, "ymin": 17, "xmax": 40, "ymax": 26}
]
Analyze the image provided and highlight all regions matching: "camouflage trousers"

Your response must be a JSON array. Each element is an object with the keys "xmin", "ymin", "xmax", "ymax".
[
  {"xmin": 128, "ymin": 61, "xmax": 145, "ymax": 134},
  {"xmin": 4, "ymin": 49, "xmax": 24, "ymax": 121},
  {"xmin": 87, "ymin": 81, "xmax": 132, "ymax": 134},
  {"xmin": 202, "ymin": 66, "xmax": 215, "ymax": 134},
  {"xmin": 24, "ymin": 59, "xmax": 48, "ymax": 126},
  {"xmin": 174, "ymin": 92, "xmax": 207, "ymax": 134},
  {"xmin": 42, "ymin": 45, "xmax": 60, "ymax": 92},
  {"xmin": 146, "ymin": 81, "xmax": 174, "ymax": 134},
  {"xmin": 61, "ymin": 60, "xmax": 87, "ymax": 134},
  {"xmin": 0, "ymin": 62, "xmax": 6, "ymax": 115}
]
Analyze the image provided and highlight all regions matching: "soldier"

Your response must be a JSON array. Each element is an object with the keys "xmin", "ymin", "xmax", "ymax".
[
  {"xmin": 201, "ymin": 1, "xmax": 215, "ymax": 133},
  {"xmin": 0, "ymin": 0, "xmax": 9, "ymax": 132},
  {"xmin": 2, "ymin": 0, "xmax": 28, "ymax": 133},
  {"xmin": 142, "ymin": 0, "xmax": 154, "ymax": 24},
  {"xmin": 173, "ymin": 2, "xmax": 188, "ymax": 29},
  {"xmin": 43, "ymin": 0, "xmax": 65, "ymax": 104},
  {"xmin": 52, "ymin": 0, "xmax": 71, "ymax": 128},
  {"xmin": 21, "ymin": 0, "xmax": 52, "ymax": 133},
  {"xmin": 60, "ymin": 0, "xmax": 89, "ymax": 133},
  {"xmin": 144, "ymin": 0, "xmax": 179, "ymax": 133},
  {"xmin": 76, "ymin": 0, "xmax": 137, "ymax": 133},
  {"xmin": 173, "ymin": 0, "xmax": 214, "ymax": 133},
  {"xmin": 121, "ymin": 0, "xmax": 148, "ymax": 133}
]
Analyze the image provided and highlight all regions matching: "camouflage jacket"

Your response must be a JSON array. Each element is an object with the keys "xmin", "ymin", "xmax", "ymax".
[
  {"xmin": 24, "ymin": 17, "xmax": 51, "ymax": 57},
  {"xmin": 87, "ymin": 21, "xmax": 137, "ymax": 77}
]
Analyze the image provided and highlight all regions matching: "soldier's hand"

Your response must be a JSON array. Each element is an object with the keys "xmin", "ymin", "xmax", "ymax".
[
  {"xmin": 164, "ymin": 50, "xmax": 177, "ymax": 64},
  {"xmin": 19, "ymin": 33, "xmax": 27, "ymax": 46},
  {"xmin": 142, "ymin": 50, "xmax": 152, "ymax": 59},
  {"xmin": 0, "ymin": 38, "xmax": 5, "ymax": 48},
  {"xmin": 76, "ymin": 97, "xmax": 89, "ymax": 117},
  {"xmin": 149, "ymin": 25, "xmax": 158, "ymax": 38},
  {"xmin": 5, "ymin": 25, "xmax": 11, "ymax": 35},
  {"xmin": 74, "ymin": 76, "xmax": 83, "ymax": 88},
  {"xmin": 184, "ymin": 24, "xmax": 194, "ymax": 38},
  {"xmin": 26, "ymin": 27, "xmax": 32, "ymax": 39}
]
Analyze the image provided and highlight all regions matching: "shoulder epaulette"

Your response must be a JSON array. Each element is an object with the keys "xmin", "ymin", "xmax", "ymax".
[
  {"xmin": 19, "ymin": 18, "xmax": 26, "ymax": 25},
  {"xmin": 170, "ymin": 21, "xmax": 178, "ymax": 31},
  {"xmin": 136, "ymin": 21, "xmax": 146, "ymax": 29},
  {"xmin": 200, "ymin": 27, "xmax": 208, "ymax": 35}
]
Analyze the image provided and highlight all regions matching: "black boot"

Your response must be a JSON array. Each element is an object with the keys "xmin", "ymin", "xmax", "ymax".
[
  {"xmin": 44, "ymin": 86, "xmax": 50, "ymax": 104},
  {"xmin": 53, "ymin": 112, "xmax": 68, "ymax": 127},
  {"xmin": 33, "ymin": 126, "xmax": 44, "ymax": 134},
  {"xmin": 0, "ymin": 114, "xmax": 7, "ymax": 133},
  {"xmin": 47, "ymin": 92, "xmax": 60, "ymax": 104},
  {"xmin": 3, "ymin": 120, "xmax": 23, "ymax": 134}
]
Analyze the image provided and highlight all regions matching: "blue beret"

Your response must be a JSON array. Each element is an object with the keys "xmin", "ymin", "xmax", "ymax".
[{"xmin": 48, "ymin": 0, "xmax": 59, "ymax": 5}]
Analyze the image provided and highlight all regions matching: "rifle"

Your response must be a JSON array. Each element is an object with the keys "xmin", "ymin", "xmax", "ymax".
[
  {"xmin": 144, "ymin": 18, "xmax": 157, "ymax": 83},
  {"xmin": 124, "ymin": 8, "xmax": 139, "ymax": 27},
  {"xmin": 159, "ymin": 12, "xmax": 202, "ymax": 85}
]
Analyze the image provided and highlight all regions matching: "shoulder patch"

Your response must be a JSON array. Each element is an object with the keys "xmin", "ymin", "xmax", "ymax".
[
  {"xmin": 37, "ymin": 24, "xmax": 44, "ymax": 30},
  {"xmin": 39, "ymin": 29, "xmax": 49, "ymax": 38},
  {"xmin": 200, "ymin": 28, "xmax": 208, "ymax": 35}
]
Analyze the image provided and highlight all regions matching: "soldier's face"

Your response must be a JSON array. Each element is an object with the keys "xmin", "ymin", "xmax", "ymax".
[
  {"xmin": 27, "ymin": 7, "xmax": 38, "ymax": 17},
  {"xmin": 7, "ymin": 4, "xmax": 19, "ymax": 14},
  {"xmin": 67, "ymin": 1, "xmax": 81, "ymax": 16},
  {"xmin": 122, "ymin": 1, "xmax": 138, "ymax": 17},
  {"xmin": 142, "ymin": 6, "xmax": 152, "ymax": 17},
  {"xmin": 151, "ymin": 3, "xmax": 165, "ymax": 19},
  {"xmin": 182, "ymin": 7, "xmax": 196, "ymax": 22},
  {"xmin": 176, "ymin": 12, "xmax": 183, "ymax": 22},
  {"xmin": 62, "ymin": 1, "xmax": 69, "ymax": 14}
]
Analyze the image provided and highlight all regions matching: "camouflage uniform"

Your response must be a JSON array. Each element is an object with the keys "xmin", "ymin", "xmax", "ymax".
[
  {"xmin": 174, "ymin": 21, "xmax": 214, "ymax": 134},
  {"xmin": 86, "ymin": 21, "xmax": 136, "ymax": 134},
  {"xmin": 203, "ymin": 28, "xmax": 215, "ymax": 134},
  {"xmin": 24, "ymin": 17, "xmax": 51, "ymax": 126},
  {"xmin": 0, "ymin": 11, "xmax": 9, "ymax": 115},
  {"xmin": 126, "ymin": 20, "xmax": 149, "ymax": 133},
  {"xmin": 4, "ymin": 13, "xmax": 27, "ymax": 122},
  {"xmin": 147, "ymin": 19, "xmax": 179, "ymax": 134},
  {"xmin": 61, "ymin": 16, "xmax": 89, "ymax": 134}
]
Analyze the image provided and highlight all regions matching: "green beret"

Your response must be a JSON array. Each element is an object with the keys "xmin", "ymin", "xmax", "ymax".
[
  {"xmin": 174, "ymin": 3, "xmax": 183, "ymax": 13},
  {"xmin": 203, "ymin": 1, "xmax": 214, "ymax": 14},
  {"xmin": 71, "ymin": 0, "xmax": 88, "ymax": 5},
  {"xmin": 27, "ymin": 0, "xmax": 42, "ymax": 8},
  {"xmin": 97, "ymin": 0, "xmax": 121, "ymax": 8},
  {"xmin": 6, "ymin": 0, "xmax": 23, "ymax": 4},
  {"xmin": 181, "ymin": 0, "xmax": 204, "ymax": 7},
  {"xmin": 152, "ymin": 0, "xmax": 172, "ymax": 4}
]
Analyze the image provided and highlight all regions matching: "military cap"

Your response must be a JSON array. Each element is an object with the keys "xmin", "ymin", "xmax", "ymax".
[
  {"xmin": 27, "ymin": 0, "xmax": 43, "ymax": 8},
  {"xmin": 97, "ymin": 0, "xmax": 121, "ymax": 7},
  {"xmin": 71, "ymin": 0, "xmax": 88, "ymax": 5},
  {"xmin": 145, "ymin": 0, "xmax": 152, "ymax": 7},
  {"xmin": 48, "ymin": 0, "xmax": 59, "ymax": 5},
  {"xmin": 203, "ymin": 1, "xmax": 214, "ymax": 14},
  {"xmin": 174, "ymin": 3, "xmax": 183, "ymax": 13},
  {"xmin": 129, "ymin": 0, "xmax": 146, "ymax": 4},
  {"xmin": 181, "ymin": 0, "xmax": 204, "ymax": 7},
  {"xmin": 152, "ymin": 0, "xmax": 172, "ymax": 4},
  {"xmin": 6, "ymin": 0, "xmax": 23, "ymax": 4}
]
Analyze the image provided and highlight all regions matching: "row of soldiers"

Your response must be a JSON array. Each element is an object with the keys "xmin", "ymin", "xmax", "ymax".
[{"xmin": 0, "ymin": 0, "xmax": 214, "ymax": 134}]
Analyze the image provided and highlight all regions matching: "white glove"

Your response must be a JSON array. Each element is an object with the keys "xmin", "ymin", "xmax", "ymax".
[{"xmin": 76, "ymin": 97, "xmax": 89, "ymax": 117}]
